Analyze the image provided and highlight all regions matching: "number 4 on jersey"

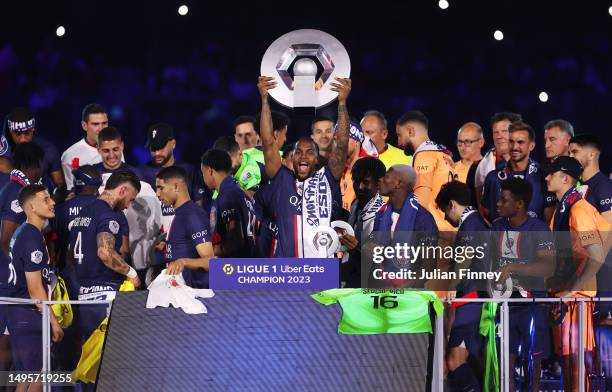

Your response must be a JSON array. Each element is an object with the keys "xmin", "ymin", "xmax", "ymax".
[{"xmin": 73, "ymin": 231, "xmax": 84, "ymax": 264}]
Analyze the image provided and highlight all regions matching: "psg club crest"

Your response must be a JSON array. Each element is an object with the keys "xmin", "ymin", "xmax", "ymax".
[{"xmin": 31, "ymin": 250, "xmax": 43, "ymax": 264}]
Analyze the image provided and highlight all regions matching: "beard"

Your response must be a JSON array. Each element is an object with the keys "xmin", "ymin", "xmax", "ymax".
[
  {"xmin": 403, "ymin": 141, "xmax": 415, "ymax": 156},
  {"xmin": 154, "ymin": 152, "xmax": 172, "ymax": 167}
]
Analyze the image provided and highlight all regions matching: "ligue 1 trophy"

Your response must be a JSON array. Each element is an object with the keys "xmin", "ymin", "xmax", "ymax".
[{"xmin": 260, "ymin": 29, "xmax": 351, "ymax": 114}]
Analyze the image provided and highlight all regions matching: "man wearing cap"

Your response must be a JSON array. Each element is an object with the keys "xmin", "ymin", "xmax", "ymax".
[
  {"xmin": 5, "ymin": 107, "xmax": 65, "ymax": 198},
  {"xmin": 545, "ymin": 156, "xmax": 609, "ymax": 391},
  {"xmin": 139, "ymin": 122, "xmax": 208, "ymax": 209},
  {"xmin": 60, "ymin": 104, "xmax": 122, "ymax": 192}
]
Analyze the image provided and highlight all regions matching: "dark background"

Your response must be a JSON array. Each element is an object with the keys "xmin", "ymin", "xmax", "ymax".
[{"xmin": 0, "ymin": 0, "xmax": 610, "ymax": 171}]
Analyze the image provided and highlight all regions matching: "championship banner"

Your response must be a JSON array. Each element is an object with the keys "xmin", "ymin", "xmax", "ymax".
[{"xmin": 209, "ymin": 258, "xmax": 339, "ymax": 289}]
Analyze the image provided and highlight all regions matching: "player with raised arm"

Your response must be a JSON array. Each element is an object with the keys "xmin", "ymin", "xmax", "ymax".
[{"xmin": 256, "ymin": 75, "xmax": 351, "ymax": 257}]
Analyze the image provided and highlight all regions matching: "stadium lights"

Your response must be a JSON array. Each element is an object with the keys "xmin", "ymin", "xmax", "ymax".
[
  {"xmin": 56, "ymin": 26, "xmax": 66, "ymax": 37},
  {"xmin": 438, "ymin": 0, "xmax": 449, "ymax": 10},
  {"xmin": 178, "ymin": 5, "xmax": 189, "ymax": 16},
  {"xmin": 539, "ymin": 91, "xmax": 549, "ymax": 102},
  {"xmin": 493, "ymin": 30, "xmax": 504, "ymax": 41}
]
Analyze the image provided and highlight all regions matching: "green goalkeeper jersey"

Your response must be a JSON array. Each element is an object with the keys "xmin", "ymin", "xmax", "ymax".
[{"xmin": 312, "ymin": 289, "xmax": 443, "ymax": 335}]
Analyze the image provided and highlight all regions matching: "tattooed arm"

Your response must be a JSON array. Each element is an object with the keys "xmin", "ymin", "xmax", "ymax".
[
  {"xmin": 257, "ymin": 76, "xmax": 282, "ymax": 179},
  {"xmin": 96, "ymin": 232, "xmax": 141, "ymax": 287},
  {"xmin": 327, "ymin": 78, "xmax": 352, "ymax": 180}
]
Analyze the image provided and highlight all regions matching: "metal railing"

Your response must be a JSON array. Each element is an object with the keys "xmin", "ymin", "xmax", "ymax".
[
  {"xmin": 432, "ymin": 296, "xmax": 611, "ymax": 392},
  {"xmin": 0, "ymin": 296, "xmax": 113, "ymax": 392},
  {"xmin": 1, "ymin": 295, "xmax": 607, "ymax": 392}
]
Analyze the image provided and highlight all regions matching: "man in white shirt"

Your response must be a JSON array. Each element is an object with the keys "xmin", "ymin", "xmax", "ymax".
[{"xmin": 61, "ymin": 104, "xmax": 121, "ymax": 191}]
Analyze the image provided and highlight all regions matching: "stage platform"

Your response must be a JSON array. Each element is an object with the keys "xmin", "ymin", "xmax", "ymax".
[{"xmin": 98, "ymin": 290, "xmax": 431, "ymax": 391}]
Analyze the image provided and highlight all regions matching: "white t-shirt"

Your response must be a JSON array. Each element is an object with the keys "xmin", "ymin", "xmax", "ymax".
[
  {"xmin": 61, "ymin": 138, "xmax": 124, "ymax": 190},
  {"xmin": 99, "ymin": 176, "xmax": 162, "ymax": 270}
]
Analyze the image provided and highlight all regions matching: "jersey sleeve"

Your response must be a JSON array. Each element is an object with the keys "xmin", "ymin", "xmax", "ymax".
[
  {"xmin": 594, "ymin": 180, "xmax": 612, "ymax": 213},
  {"xmin": 216, "ymin": 190, "xmax": 242, "ymax": 225},
  {"xmin": 570, "ymin": 202, "xmax": 605, "ymax": 247},
  {"xmin": 188, "ymin": 166, "xmax": 205, "ymax": 202},
  {"xmin": 1, "ymin": 189, "xmax": 25, "ymax": 224},
  {"xmin": 237, "ymin": 161, "xmax": 262, "ymax": 190},
  {"xmin": 311, "ymin": 289, "xmax": 346, "ymax": 305},
  {"xmin": 186, "ymin": 210, "xmax": 212, "ymax": 247},
  {"xmin": 96, "ymin": 209, "xmax": 122, "ymax": 237},
  {"xmin": 19, "ymin": 238, "xmax": 47, "ymax": 273},
  {"xmin": 413, "ymin": 152, "xmax": 436, "ymax": 191}
]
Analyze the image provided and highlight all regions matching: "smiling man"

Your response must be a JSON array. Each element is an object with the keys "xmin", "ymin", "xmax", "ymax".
[
  {"xmin": 93, "ymin": 127, "xmax": 139, "ymax": 180},
  {"xmin": 482, "ymin": 121, "xmax": 554, "ymax": 222},
  {"xmin": 310, "ymin": 115, "xmax": 335, "ymax": 160},
  {"xmin": 256, "ymin": 75, "xmax": 351, "ymax": 258},
  {"xmin": 61, "ymin": 104, "xmax": 115, "ymax": 191}
]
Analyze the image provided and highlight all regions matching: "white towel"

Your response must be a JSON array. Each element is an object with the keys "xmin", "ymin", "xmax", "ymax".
[{"xmin": 146, "ymin": 270, "xmax": 214, "ymax": 314}]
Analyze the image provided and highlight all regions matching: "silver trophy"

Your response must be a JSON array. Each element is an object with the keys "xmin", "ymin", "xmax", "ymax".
[
  {"xmin": 260, "ymin": 29, "xmax": 351, "ymax": 113},
  {"xmin": 306, "ymin": 226, "xmax": 340, "ymax": 258}
]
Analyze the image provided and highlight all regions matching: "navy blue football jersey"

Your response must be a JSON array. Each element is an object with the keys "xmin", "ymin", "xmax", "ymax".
[
  {"xmin": 166, "ymin": 200, "xmax": 212, "ymax": 288},
  {"xmin": 69, "ymin": 198, "xmax": 125, "ymax": 288},
  {"xmin": 491, "ymin": 216, "xmax": 553, "ymax": 294},
  {"xmin": 0, "ymin": 177, "xmax": 28, "ymax": 226},
  {"xmin": 263, "ymin": 166, "xmax": 341, "ymax": 257},
  {"xmin": 581, "ymin": 172, "xmax": 612, "ymax": 214},
  {"xmin": 7, "ymin": 223, "xmax": 50, "ymax": 299},
  {"xmin": 214, "ymin": 177, "xmax": 256, "ymax": 257},
  {"xmin": 482, "ymin": 160, "xmax": 549, "ymax": 221}
]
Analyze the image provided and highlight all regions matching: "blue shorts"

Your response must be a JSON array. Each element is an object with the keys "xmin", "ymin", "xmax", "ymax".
[
  {"xmin": 509, "ymin": 304, "xmax": 550, "ymax": 359},
  {"xmin": 447, "ymin": 303, "xmax": 483, "ymax": 356},
  {"xmin": 7, "ymin": 306, "xmax": 42, "ymax": 371}
]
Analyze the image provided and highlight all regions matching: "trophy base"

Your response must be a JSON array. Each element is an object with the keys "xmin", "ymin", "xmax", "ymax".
[{"xmin": 294, "ymin": 106, "xmax": 316, "ymax": 116}]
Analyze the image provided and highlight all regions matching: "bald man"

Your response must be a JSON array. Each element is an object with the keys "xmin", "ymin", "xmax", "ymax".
[
  {"xmin": 454, "ymin": 122, "xmax": 484, "ymax": 183},
  {"xmin": 372, "ymin": 164, "xmax": 438, "ymax": 287}
]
